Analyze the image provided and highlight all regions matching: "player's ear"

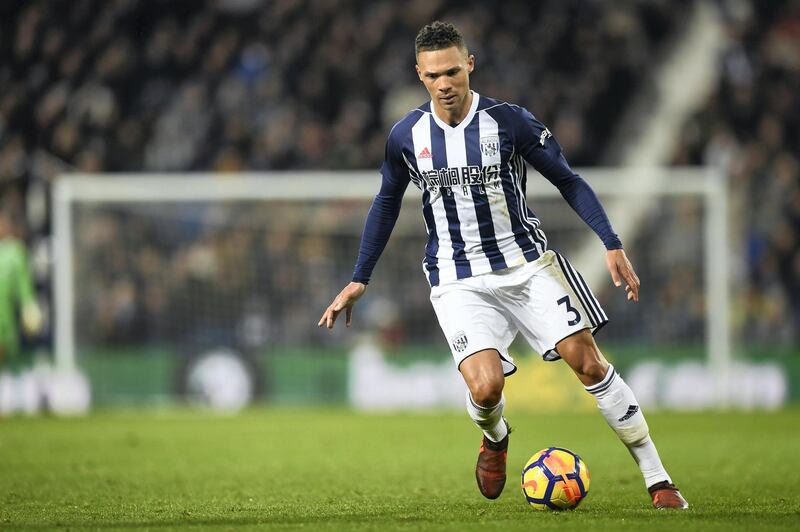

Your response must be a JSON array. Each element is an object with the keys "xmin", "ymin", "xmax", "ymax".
[
  {"xmin": 415, "ymin": 63, "xmax": 423, "ymax": 81},
  {"xmin": 467, "ymin": 54, "xmax": 475, "ymax": 74}
]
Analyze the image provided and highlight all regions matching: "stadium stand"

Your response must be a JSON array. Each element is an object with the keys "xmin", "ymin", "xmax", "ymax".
[
  {"xmin": 671, "ymin": 0, "xmax": 800, "ymax": 344},
  {"xmin": 1, "ymin": 0, "xmax": 689, "ymax": 175},
  {"xmin": 0, "ymin": 0, "xmax": 694, "ymax": 350}
]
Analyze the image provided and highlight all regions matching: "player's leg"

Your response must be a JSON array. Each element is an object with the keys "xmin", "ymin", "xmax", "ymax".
[
  {"xmin": 459, "ymin": 349, "xmax": 509, "ymax": 499},
  {"xmin": 503, "ymin": 251, "xmax": 687, "ymax": 508},
  {"xmin": 557, "ymin": 330, "xmax": 688, "ymax": 509},
  {"xmin": 429, "ymin": 281, "xmax": 516, "ymax": 499}
]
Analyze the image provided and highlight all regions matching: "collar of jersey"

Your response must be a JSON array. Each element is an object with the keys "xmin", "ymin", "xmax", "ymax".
[{"xmin": 429, "ymin": 91, "xmax": 480, "ymax": 133}]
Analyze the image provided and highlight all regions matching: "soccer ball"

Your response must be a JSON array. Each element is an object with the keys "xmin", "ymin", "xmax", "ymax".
[{"xmin": 521, "ymin": 447, "xmax": 590, "ymax": 510}]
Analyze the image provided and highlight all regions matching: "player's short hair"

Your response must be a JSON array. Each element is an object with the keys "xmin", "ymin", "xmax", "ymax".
[{"xmin": 414, "ymin": 21, "xmax": 468, "ymax": 57}]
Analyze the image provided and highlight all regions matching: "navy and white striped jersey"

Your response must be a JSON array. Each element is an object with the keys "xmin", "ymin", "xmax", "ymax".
[{"xmin": 353, "ymin": 92, "xmax": 621, "ymax": 287}]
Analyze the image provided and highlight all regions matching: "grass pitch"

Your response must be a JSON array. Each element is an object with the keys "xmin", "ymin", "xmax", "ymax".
[{"xmin": 1, "ymin": 408, "xmax": 799, "ymax": 531}]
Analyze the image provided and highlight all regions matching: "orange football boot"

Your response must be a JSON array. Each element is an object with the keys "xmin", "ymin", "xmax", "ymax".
[
  {"xmin": 648, "ymin": 481, "xmax": 689, "ymax": 509},
  {"xmin": 475, "ymin": 421, "xmax": 510, "ymax": 499}
]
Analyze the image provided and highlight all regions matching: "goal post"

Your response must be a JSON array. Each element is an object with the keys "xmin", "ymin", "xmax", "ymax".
[{"xmin": 51, "ymin": 167, "xmax": 732, "ymax": 406}]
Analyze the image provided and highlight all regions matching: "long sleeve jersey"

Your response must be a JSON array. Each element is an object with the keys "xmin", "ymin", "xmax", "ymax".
[{"xmin": 353, "ymin": 92, "xmax": 621, "ymax": 287}]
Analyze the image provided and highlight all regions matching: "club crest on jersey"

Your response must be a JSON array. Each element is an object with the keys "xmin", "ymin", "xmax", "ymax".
[
  {"xmin": 451, "ymin": 330, "xmax": 468, "ymax": 353},
  {"xmin": 480, "ymin": 135, "xmax": 499, "ymax": 157}
]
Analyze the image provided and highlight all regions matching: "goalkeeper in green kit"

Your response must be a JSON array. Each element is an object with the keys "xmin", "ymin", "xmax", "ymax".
[{"xmin": 0, "ymin": 210, "xmax": 42, "ymax": 372}]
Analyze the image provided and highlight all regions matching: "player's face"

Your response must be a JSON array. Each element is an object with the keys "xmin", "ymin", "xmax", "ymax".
[{"xmin": 416, "ymin": 46, "xmax": 474, "ymax": 120}]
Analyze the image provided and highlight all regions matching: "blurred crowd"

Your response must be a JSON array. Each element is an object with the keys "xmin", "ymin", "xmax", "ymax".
[
  {"xmin": 1, "ymin": 0, "xmax": 687, "ymax": 176},
  {"xmin": 4, "ymin": 0, "xmax": 797, "ymax": 356},
  {"xmin": 0, "ymin": 0, "xmax": 691, "ymax": 353},
  {"xmin": 72, "ymin": 201, "xmax": 434, "ymax": 350},
  {"xmin": 672, "ymin": 0, "xmax": 800, "ymax": 344}
]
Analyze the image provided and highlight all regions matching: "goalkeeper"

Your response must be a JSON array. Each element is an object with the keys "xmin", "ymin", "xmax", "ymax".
[{"xmin": 0, "ymin": 210, "xmax": 42, "ymax": 369}]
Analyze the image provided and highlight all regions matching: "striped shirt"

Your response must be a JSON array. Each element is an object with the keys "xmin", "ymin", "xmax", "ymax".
[{"xmin": 353, "ymin": 92, "xmax": 621, "ymax": 287}]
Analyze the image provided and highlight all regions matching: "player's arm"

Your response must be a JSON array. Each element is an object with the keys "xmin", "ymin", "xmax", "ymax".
[
  {"xmin": 14, "ymin": 241, "xmax": 43, "ymax": 334},
  {"xmin": 318, "ymin": 132, "xmax": 411, "ymax": 329},
  {"xmin": 513, "ymin": 109, "xmax": 640, "ymax": 302}
]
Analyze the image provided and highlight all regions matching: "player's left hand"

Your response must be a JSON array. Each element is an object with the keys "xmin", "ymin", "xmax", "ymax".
[{"xmin": 605, "ymin": 249, "xmax": 640, "ymax": 302}]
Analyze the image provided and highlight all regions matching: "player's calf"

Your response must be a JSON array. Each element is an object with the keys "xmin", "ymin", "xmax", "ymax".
[
  {"xmin": 461, "ymin": 349, "xmax": 507, "ymax": 442},
  {"xmin": 465, "ymin": 391, "xmax": 508, "ymax": 447}
]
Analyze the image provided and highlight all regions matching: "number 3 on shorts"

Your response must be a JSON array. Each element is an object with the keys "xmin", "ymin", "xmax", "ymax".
[{"xmin": 557, "ymin": 295, "xmax": 581, "ymax": 326}]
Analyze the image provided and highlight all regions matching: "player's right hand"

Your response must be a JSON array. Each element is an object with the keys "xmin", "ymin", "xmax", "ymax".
[{"xmin": 318, "ymin": 282, "xmax": 367, "ymax": 330}]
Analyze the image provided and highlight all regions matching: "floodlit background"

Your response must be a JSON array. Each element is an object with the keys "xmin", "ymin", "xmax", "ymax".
[{"xmin": 0, "ymin": 0, "xmax": 798, "ymax": 414}]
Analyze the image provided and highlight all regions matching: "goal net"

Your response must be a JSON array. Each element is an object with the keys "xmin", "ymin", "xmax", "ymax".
[{"xmin": 52, "ymin": 168, "xmax": 750, "ymax": 409}]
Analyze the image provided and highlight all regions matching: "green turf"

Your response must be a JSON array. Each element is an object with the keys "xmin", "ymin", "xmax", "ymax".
[{"xmin": 1, "ymin": 408, "xmax": 799, "ymax": 531}]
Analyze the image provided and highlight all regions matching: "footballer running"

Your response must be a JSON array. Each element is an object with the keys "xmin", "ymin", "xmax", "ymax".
[{"xmin": 319, "ymin": 21, "xmax": 688, "ymax": 509}]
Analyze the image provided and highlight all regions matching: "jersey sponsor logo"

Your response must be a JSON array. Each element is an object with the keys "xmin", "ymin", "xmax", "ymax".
[
  {"xmin": 451, "ymin": 330, "xmax": 468, "ymax": 353},
  {"xmin": 618, "ymin": 404, "xmax": 639, "ymax": 422},
  {"xmin": 418, "ymin": 147, "xmax": 432, "ymax": 159},
  {"xmin": 420, "ymin": 164, "xmax": 501, "ymax": 195},
  {"xmin": 539, "ymin": 128, "xmax": 552, "ymax": 146},
  {"xmin": 480, "ymin": 135, "xmax": 499, "ymax": 157}
]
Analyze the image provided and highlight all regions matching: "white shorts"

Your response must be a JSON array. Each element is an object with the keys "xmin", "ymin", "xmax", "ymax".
[{"xmin": 429, "ymin": 250, "xmax": 608, "ymax": 376}]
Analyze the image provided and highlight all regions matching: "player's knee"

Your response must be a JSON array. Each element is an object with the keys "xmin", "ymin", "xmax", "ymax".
[
  {"xmin": 560, "ymin": 335, "xmax": 608, "ymax": 384},
  {"xmin": 470, "ymin": 378, "xmax": 504, "ymax": 407},
  {"xmin": 567, "ymin": 350, "xmax": 607, "ymax": 382},
  {"xmin": 578, "ymin": 358, "xmax": 608, "ymax": 384}
]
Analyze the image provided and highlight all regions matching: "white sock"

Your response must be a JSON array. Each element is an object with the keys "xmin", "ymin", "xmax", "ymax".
[
  {"xmin": 466, "ymin": 391, "xmax": 508, "ymax": 442},
  {"xmin": 586, "ymin": 365, "xmax": 671, "ymax": 488}
]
